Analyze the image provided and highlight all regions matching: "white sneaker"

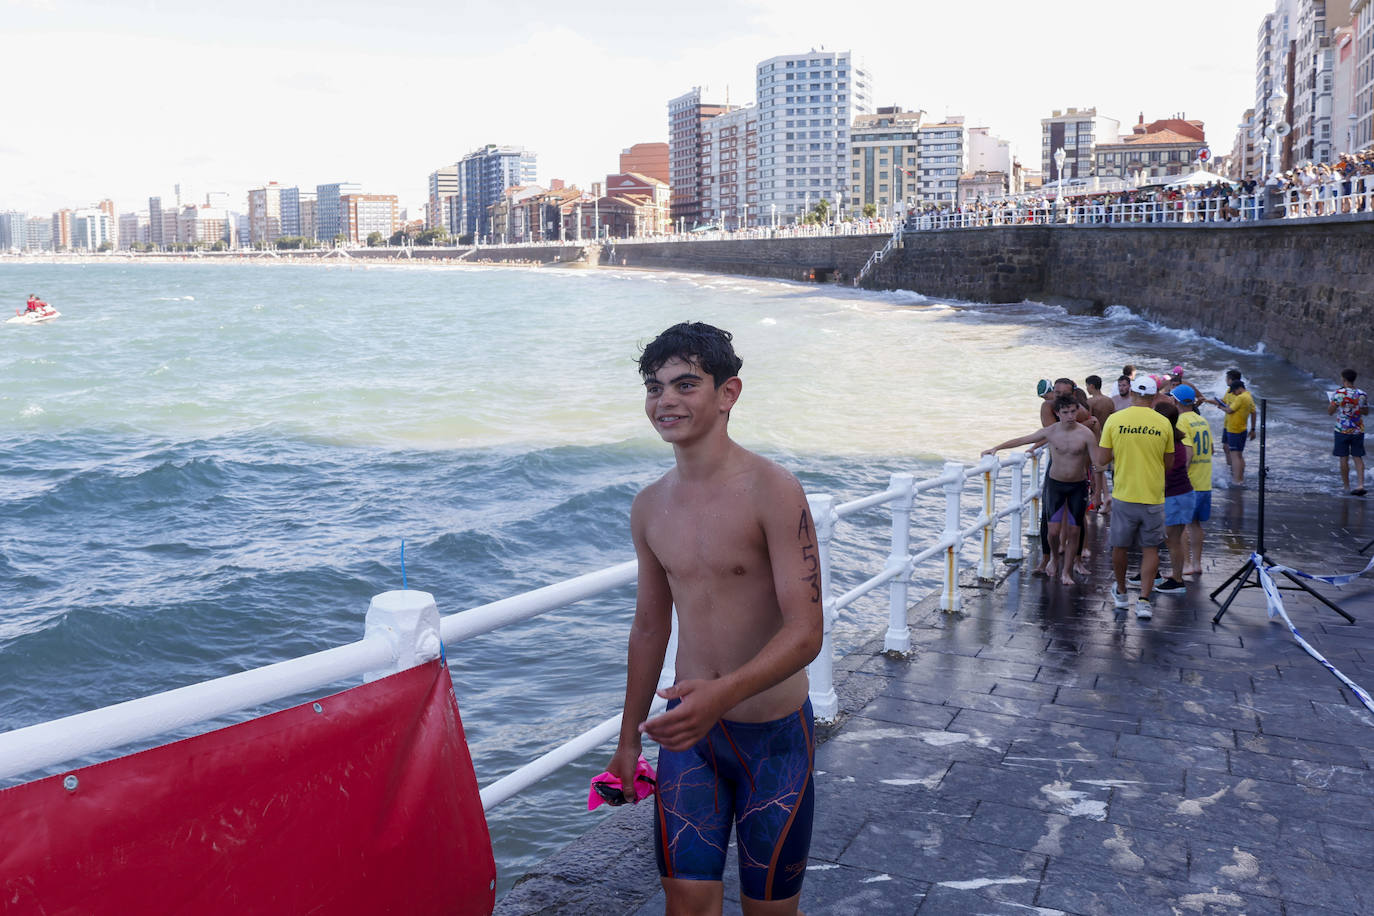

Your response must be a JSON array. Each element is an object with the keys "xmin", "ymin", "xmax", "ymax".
[
  {"xmin": 1111, "ymin": 584, "xmax": 1130, "ymax": 609},
  {"xmin": 1136, "ymin": 597, "xmax": 1153, "ymax": 620}
]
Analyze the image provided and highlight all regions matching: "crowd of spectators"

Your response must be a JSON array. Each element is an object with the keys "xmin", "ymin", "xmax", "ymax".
[{"xmin": 901, "ymin": 148, "xmax": 1374, "ymax": 230}]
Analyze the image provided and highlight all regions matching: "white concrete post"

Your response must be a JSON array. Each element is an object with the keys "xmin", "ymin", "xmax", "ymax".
[
  {"xmin": 1029, "ymin": 449, "xmax": 1044, "ymax": 537},
  {"xmin": 885, "ymin": 474, "xmax": 915, "ymax": 654},
  {"xmin": 1006, "ymin": 452, "xmax": 1027, "ymax": 562},
  {"xmin": 938, "ymin": 462, "xmax": 963, "ymax": 612},
  {"xmin": 363, "ymin": 590, "xmax": 443, "ymax": 682},
  {"xmin": 977, "ymin": 454, "xmax": 999, "ymax": 580},
  {"xmin": 805, "ymin": 494, "xmax": 839, "ymax": 721}
]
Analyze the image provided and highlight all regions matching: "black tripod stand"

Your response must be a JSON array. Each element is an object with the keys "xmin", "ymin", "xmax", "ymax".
[{"xmin": 1210, "ymin": 399, "xmax": 1355, "ymax": 625}]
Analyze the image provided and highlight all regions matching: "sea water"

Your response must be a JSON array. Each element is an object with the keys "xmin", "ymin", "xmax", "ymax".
[{"xmin": 0, "ymin": 260, "xmax": 1340, "ymax": 894}]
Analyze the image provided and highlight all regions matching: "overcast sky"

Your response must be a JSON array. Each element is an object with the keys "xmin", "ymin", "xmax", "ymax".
[{"xmin": 2, "ymin": 0, "xmax": 1268, "ymax": 215}]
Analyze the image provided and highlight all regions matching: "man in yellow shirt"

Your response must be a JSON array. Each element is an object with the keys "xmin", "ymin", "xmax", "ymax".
[
  {"xmin": 1210, "ymin": 369, "xmax": 1256, "ymax": 487},
  {"xmin": 1096, "ymin": 376, "xmax": 1175, "ymax": 620},
  {"xmin": 1171, "ymin": 385, "xmax": 1214, "ymax": 575}
]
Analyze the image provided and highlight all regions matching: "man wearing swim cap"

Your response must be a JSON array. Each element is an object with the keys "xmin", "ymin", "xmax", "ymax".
[{"xmin": 608, "ymin": 322, "xmax": 823, "ymax": 914}]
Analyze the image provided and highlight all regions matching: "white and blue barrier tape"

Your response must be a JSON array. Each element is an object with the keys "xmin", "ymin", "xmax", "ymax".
[{"xmin": 1252, "ymin": 552, "xmax": 1374, "ymax": 718}]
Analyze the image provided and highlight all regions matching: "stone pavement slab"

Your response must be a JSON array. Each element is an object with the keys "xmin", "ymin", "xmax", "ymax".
[{"xmin": 496, "ymin": 488, "xmax": 1374, "ymax": 914}]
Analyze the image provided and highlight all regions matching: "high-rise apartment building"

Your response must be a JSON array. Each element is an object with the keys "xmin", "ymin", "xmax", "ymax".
[
  {"xmin": 1255, "ymin": 1, "xmax": 1301, "ymax": 172},
  {"xmin": 701, "ymin": 105, "xmax": 759, "ymax": 228},
  {"xmin": 916, "ymin": 117, "xmax": 968, "ymax": 206},
  {"xmin": 51, "ymin": 209, "xmax": 74, "ymax": 251},
  {"xmin": 26, "ymin": 217, "xmax": 51, "ymax": 251},
  {"xmin": 148, "ymin": 196, "xmax": 164, "ymax": 248},
  {"xmin": 454, "ymin": 146, "xmax": 537, "ymax": 241},
  {"xmin": 280, "ymin": 187, "xmax": 314, "ymax": 238},
  {"xmin": 340, "ymin": 194, "xmax": 399, "ymax": 244},
  {"xmin": 668, "ymin": 88, "xmax": 735, "ymax": 230},
  {"xmin": 0, "ymin": 212, "xmax": 27, "ymax": 251},
  {"xmin": 118, "ymin": 212, "xmax": 150, "ymax": 249},
  {"xmin": 1291, "ymin": 0, "xmax": 1349, "ymax": 165},
  {"xmin": 849, "ymin": 107, "xmax": 923, "ymax": 217},
  {"xmin": 755, "ymin": 49, "xmax": 872, "ymax": 223},
  {"xmin": 71, "ymin": 209, "xmax": 113, "ymax": 250},
  {"xmin": 427, "ymin": 165, "xmax": 459, "ymax": 232},
  {"xmin": 248, "ymin": 183, "xmax": 284, "ymax": 246},
  {"xmin": 315, "ymin": 181, "xmax": 364, "ymax": 242},
  {"xmin": 1040, "ymin": 108, "xmax": 1121, "ymax": 181},
  {"xmin": 1354, "ymin": 0, "xmax": 1374, "ymax": 150}
]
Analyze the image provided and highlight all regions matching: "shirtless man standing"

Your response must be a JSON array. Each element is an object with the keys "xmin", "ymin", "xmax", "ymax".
[
  {"xmin": 986, "ymin": 395, "xmax": 1098, "ymax": 585},
  {"xmin": 1084, "ymin": 375, "xmax": 1115, "ymax": 511},
  {"xmin": 608, "ymin": 322, "xmax": 823, "ymax": 916}
]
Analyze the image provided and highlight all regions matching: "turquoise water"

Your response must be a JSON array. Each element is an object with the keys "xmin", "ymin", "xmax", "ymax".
[{"xmin": 0, "ymin": 260, "xmax": 1338, "ymax": 894}]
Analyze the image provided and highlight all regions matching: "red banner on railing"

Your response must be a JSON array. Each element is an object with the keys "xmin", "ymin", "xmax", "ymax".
[{"xmin": 0, "ymin": 659, "xmax": 496, "ymax": 915}]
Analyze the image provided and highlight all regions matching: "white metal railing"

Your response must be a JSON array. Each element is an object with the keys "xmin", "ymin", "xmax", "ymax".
[
  {"xmin": 853, "ymin": 222, "xmax": 904, "ymax": 287},
  {"xmin": 1270, "ymin": 173, "xmax": 1374, "ymax": 219},
  {"xmin": 0, "ymin": 449, "xmax": 1044, "ymax": 809}
]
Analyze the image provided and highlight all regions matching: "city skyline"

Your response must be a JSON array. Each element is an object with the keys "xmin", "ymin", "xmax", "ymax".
[{"xmin": 4, "ymin": 0, "xmax": 1264, "ymax": 215}]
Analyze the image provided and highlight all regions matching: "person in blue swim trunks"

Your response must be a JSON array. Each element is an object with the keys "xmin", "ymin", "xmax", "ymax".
[{"xmin": 607, "ymin": 322, "xmax": 824, "ymax": 914}]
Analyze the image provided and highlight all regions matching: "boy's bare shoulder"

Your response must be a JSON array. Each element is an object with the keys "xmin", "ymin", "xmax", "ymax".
[{"xmin": 737, "ymin": 448, "xmax": 806, "ymax": 499}]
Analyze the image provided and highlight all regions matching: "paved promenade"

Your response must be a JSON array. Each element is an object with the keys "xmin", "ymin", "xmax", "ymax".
[{"xmin": 497, "ymin": 486, "xmax": 1374, "ymax": 915}]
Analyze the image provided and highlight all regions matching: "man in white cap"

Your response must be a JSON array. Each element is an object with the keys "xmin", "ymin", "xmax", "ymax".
[{"xmin": 1094, "ymin": 375, "xmax": 1175, "ymax": 619}]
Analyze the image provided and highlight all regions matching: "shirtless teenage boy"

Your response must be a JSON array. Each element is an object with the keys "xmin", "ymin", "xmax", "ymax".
[
  {"xmin": 1084, "ymin": 375, "xmax": 1115, "ymax": 511},
  {"xmin": 608, "ymin": 322, "xmax": 824, "ymax": 915},
  {"xmin": 986, "ymin": 395, "xmax": 1098, "ymax": 585}
]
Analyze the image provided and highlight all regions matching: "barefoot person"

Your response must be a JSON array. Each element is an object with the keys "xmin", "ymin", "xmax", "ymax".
[
  {"xmin": 1084, "ymin": 375, "xmax": 1115, "ymax": 512},
  {"xmin": 607, "ymin": 322, "xmax": 823, "ymax": 915},
  {"xmin": 985, "ymin": 395, "xmax": 1098, "ymax": 585},
  {"xmin": 1096, "ymin": 375, "xmax": 1174, "ymax": 620},
  {"xmin": 1329, "ymin": 368, "xmax": 1369, "ymax": 496}
]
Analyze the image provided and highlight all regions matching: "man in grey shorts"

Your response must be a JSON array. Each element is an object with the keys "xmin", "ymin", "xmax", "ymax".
[{"xmin": 1094, "ymin": 376, "xmax": 1175, "ymax": 620}]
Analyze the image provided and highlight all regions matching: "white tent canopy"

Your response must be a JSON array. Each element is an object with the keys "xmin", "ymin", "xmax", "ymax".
[{"xmin": 1165, "ymin": 169, "xmax": 1234, "ymax": 188}]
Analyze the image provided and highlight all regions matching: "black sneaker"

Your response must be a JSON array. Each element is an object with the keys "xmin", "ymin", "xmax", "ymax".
[{"xmin": 1155, "ymin": 578, "xmax": 1186, "ymax": 592}]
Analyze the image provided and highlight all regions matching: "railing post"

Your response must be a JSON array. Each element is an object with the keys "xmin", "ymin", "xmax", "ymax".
[
  {"xmin": 884, "ymin": 474, "xmax": 915, "ymax": 653},
  {"xmin": 805, "ymin": 494, "xmax": 839, "ymax": 720},
  {"xmin": 1028, "ymin": 449, "xmax": 1043, "ymax": 531},
  {"xmin": 977, "ymin": 454, "xmax": 998, "ymax": 580},
  {"xmin": 1005, "ymin": 451, "xmax": 1027, "ymax": 561},
  {"xmin": 939, "ymin": 462, "xmax": 963, "ymax": 612},
  {"xmin": 363, "ymin": 590, "xmax": 443, "ymax": 682}
]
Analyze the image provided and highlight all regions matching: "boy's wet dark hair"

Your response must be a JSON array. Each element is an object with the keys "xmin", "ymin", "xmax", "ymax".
[
  {"xmin": 638, "ymin": 322, "xmax": 743, "ymax": 388},
  {"xmin": 1052, "ymin": 395, "xmax": 1078, "ymax": 415},
  {"xmin": 1342, "ymin": 368, "xmax": 1358, "ymax": 384},
  {"xmin": 1085, "ymin": 374, "xmax": 1102, "ymax": 390}
]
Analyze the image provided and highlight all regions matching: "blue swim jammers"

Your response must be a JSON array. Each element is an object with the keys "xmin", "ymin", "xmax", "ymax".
[{"xmin": 654, "ymin": 698, "xmax": 815, "ymax": 901}]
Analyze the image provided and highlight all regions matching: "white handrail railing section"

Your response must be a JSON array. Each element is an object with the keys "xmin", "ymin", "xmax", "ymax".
[{"xmin": 0, "ymin": 449, "xmax": 1044, "ymax": 810}]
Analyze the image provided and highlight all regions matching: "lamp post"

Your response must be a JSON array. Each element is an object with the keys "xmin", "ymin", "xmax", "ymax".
[
  {"xmin": 771, "ymin": 203, "xmax": 777, "ymax": 231},
  {"xmin": 1053, "ymin": 147, "xmax": 1067, "ymax": 222}
]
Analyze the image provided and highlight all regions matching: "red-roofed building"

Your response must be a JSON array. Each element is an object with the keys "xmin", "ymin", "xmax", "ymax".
[{"xmin": 1094, "ymin": 115, "xmax": 1209, "ymax": 181}]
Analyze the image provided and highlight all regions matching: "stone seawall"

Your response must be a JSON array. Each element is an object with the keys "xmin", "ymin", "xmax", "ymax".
[
  {"xmin": 869, "ymin": 217, "xmax": 1374, "ymax": 377},
  {"xmin": 600, "ymin": 235, "xmax": 888, "ymax": 283}
]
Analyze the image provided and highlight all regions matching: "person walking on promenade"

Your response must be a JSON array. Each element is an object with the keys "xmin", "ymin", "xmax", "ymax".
[
  {"xmin": 1171, "ymin": 385, "xmax": 1214, "ymax": 575},
  {"xmin": 608, "ymin": 322, "xmax": 823, "ymax": 916},
  {"xmin": 984, "ymin": 395, "xmax": 1098, "ymax": 585},
  {"xmin": 1329, "ymin": 368, "xmax": 1369, "ymax": 496},
  {"xmin": 1214, "ymin": 370, "xmax": 1256, "ymax": 488},
  {"xmin": 1084, "ymin": 375, "xmax": 1115, "ymax": 511},
  {"xmin": 1096, "ymin": 375, "xmax": 1174, "ymax": 620},
  {"xmin": 1152, "ymin": 400, "xmax": 1193, "ymax": 593}
]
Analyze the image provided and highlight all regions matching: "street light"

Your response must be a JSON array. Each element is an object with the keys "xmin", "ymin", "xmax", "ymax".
[{"xmin": 1053, "ymin": 147, "xmax": 1067, "ymax": 223}]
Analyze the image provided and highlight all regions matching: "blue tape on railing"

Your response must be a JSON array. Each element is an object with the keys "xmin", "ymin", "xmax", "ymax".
[{"xmin": 1252, "ymin": 553, "xmax": 1374, "ymax": 719}]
